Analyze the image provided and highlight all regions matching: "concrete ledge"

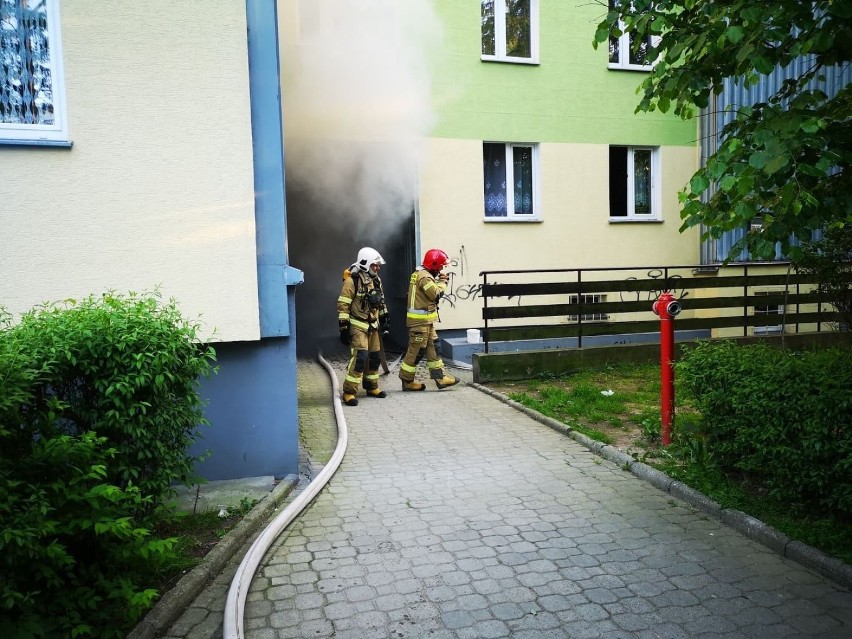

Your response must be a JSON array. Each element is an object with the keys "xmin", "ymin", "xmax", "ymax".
[
  {"xmin": 786, "ymin": 541, "xmax": 852, "ymax": 589},
  {"xmin": 127, "ymin": 475, "xmax": 298, "ymax": 639},
  {"xmin": 474, "ymin": 342, "xmax": 664, "ymax": 383},
  {"xmin": 630, "ymin": 462, "xmax": 675, "ymax": 492},
  {"xmin": 570, "ymin": 432, "xmax": 607, "ymax": 454},
  {"xmin": 472, "ymin": 332, "xmax": 850, "ymax": 383},
  {"xmin": 446, "ymin": 330, "xmax": 712, "ymax": 368},
  {"xmin": 599, "ymin": 445, "xmax": 635, "ymax": 468},
  {"xmin": 471, "ymin": 382, "xmax": 575, "ymax": 437},
  {"xmin": 721, "ymin": 509, "xmax": 790, "ymax": 554},
  {"xmin": 669, "ymin": 481, "xmax": 723, "ymax": 519}
]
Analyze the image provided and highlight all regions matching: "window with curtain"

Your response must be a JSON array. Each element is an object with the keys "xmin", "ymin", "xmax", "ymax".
[
  {"xmin": 481, "ymin": 0, "xmax": 538, "ymax": 63},
  {"xmin": 0, "ymin": 0, "xmax": 68, "ymax": 145},
  {"xmin": 483, "ymin": 142, "xmax": 539, "ymax": 220},
  {"xmin": 609, "ymin": 146, "xmax": 660, "ymax": 221}
]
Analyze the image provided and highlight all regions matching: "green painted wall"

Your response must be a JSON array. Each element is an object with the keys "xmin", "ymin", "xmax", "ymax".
[{"xmin": 431, "ymin": 1, "xmax": 696, "ymax": 146}]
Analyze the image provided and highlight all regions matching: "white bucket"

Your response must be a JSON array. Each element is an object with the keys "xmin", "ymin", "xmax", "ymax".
[{"xmin": 466, "ymin": 329, "xmax": 481, "ymax": 344}]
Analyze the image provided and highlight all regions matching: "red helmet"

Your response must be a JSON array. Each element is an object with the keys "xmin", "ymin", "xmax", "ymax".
[{"xmin": 423, "ymin": 249, "xmax": 449, "ymax": 272}]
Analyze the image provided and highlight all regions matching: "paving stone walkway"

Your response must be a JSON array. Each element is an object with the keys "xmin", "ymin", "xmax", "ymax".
[{"xmin": 164, "ymin": 356, "xmax": 851, "ymax": 639}]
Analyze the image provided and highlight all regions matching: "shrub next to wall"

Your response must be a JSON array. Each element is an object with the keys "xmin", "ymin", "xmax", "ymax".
[
  {"xmin": 677, "ymin": 341, "xmax": 852, "ymax": 517},
  {"xmin": 0, "ymin": 293, "xmax": 216, "ymax": 638}
]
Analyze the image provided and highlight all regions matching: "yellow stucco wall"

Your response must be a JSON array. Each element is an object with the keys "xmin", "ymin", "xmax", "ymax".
[
  {"xmin": 0, "ymin": 1, "xmax": 259, "ymax": 342},
  {"xmin": 418, "ymin": 138, "xmax": 701, "ymax": 329}
]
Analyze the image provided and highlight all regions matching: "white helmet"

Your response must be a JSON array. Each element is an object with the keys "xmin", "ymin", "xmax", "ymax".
[{"xmin": 353, "ymin": 247, "xmax": 385, "ymax": 271}]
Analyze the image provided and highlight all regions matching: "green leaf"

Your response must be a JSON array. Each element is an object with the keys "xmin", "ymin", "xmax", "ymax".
[
  {"xmin": 763, "ymin": 153, "xmax": 789, "ymax": 175},
  {"xmin": 689, "ymin": 175, "xmax": 710, "ymax": 194},
  {"xmin": 800, "ymin": 118, "xmax": 823, "ymax": 133},
  {"xmin": 725, "ymin": 26, "xmax": 745, "ymax": 44},
  {"xmin": 753, "ymin": 56, "xmax": 775, "ymax": 74},
  {"xmin": 718, "ymin": 175, "xmax": 738, "ymax": 192},
  {"xmin": 749, "ymin": 152, "xmax": 769, "ymax": 169}
]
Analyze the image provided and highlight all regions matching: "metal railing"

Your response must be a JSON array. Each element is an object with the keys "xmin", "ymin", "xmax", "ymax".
[{"xmin": 479, "ymin": 263, "xmax": 844, "ymax": 353}]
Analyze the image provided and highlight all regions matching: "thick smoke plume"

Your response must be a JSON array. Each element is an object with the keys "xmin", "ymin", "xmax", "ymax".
[{"xmin": 281, "ymin": 0, "xmax": 441, "ymax": 355}]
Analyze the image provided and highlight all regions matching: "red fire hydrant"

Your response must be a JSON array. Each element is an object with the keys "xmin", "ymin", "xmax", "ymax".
[{"xmin": 652, "ymin": 291, "xmax": 681, "ymax": 446}]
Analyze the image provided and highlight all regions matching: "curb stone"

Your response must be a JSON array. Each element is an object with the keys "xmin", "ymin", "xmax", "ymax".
[
  {"xmin": 127, "ymin": 475, "xmax": 299, "ymax": 639},
  {"xmin": 468, "ymin": 381, "xmax": 852, "ymax": 591}
]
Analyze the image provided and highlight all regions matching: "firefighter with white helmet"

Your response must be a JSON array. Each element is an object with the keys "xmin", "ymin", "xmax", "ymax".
[
  {"xmin": 398, "ymin": 248, "xmax": 459, "ymax": 391},
  {"xmin": 337, "ymin": 247, "xmax": 390, "ymax": 406}
]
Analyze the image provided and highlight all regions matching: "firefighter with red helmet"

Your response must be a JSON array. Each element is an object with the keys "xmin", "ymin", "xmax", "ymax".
[
  {"xmin": 337, "ymin": 247, "xmax": 390, "ymax": 406},
  {"xmin": 399, "ymin": 248, "xmax": 459, "ymax": 391}
]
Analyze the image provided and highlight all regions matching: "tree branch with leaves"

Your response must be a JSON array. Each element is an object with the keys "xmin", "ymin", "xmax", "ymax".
[{"xmin": 594, "ymin": 0, "xmax": 852, "ymax": 260}]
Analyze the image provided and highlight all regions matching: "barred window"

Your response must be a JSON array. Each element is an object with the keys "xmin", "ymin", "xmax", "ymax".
[
  {"xmin": 753, "ymin": 290, "xmax": 784, "ymax": 335},
  {"xmin": 1, "ymin": 0, "xmax": 69, "ymax": 144},
  {"xmin": 568, "ymin": 294, "xmax": 609, "ymax": 322}
]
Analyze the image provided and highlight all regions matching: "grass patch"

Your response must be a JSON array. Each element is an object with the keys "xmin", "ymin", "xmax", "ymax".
[
  {"xmin": 487, "ymin": 362, "xmax": 852, "ymax": 566},
  {"xmin": 657, "ymin": 459, "xmax": 852, "ymax": 565},
  {"xmin": 149, "ymin": 497, "xmax": 258, "ymax": 593},
  {"xmin": 501, "ymin": 363, "xmax": 687, "ymax": 449}
]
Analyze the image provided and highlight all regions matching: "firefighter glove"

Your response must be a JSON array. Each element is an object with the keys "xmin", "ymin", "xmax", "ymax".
[
  {"xmin": 379, "ymin": 314, "xmax": 389, "ymax": 334},
  {"xmin": 339, "ymin": 320, "xmax": 350, "ymax": 345}
]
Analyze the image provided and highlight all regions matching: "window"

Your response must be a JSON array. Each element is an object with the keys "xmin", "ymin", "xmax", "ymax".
[
  {"xmin": 568, "ymin": 294, "xmax": 609, "ymax": 322},
  {"xmin": 0, "ymin": 0, "xmax": 68, "ymax": 145},
  {"xmin": 608, "ymin": 0, "xmax": 654, "ymax": 70},
  {"xmin": 481, "ymin": 0, "xmax": 538, "ymax": 64},
  {"xmin": 609, "ymin": 146, "xmax": 660, "ymax": 221},
  {"xmin": 483, "ymin": 142, "xmax": 540, "ymax": 220},
  {"xmin": 753, "ymin": 290, "xmax": 784, "ymax": 335}
]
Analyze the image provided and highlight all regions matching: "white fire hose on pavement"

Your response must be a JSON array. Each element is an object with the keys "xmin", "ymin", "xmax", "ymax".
[{"xmin": 223, "ymin": 352, "xmax": 348, "ymax": 639}]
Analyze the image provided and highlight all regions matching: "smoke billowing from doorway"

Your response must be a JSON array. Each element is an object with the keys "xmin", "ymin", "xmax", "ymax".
[
  {"xmin": 281, "ymin": 0, "xmax": 441, "ymax": 355},
  {"xmin": 279, "ymin": 0, "xmax": 440, "ymax": 355}
]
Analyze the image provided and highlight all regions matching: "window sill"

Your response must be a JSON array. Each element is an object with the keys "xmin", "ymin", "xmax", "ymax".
[
  {"xmin": 481, "ymin": 56, "xmax": 539, "ymax": 66},
  {"xmin": 484, "ymin": 217, "xmax": 542, "ymax": 223},
  {"xmin": 607, "ymin": 64, "xmax": 652, "ymax": 72},
  {"xmin": 0, "ymin": 138, "xmax": 73, "ymax": 148},
  {"xmin": 608, "ymin": 218, "xmax": 662, "ymax": 223}
]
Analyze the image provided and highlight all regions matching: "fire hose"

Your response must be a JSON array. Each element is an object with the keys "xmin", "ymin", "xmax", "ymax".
[{"xmin": 222, "ymin": 351, "xmax": 348, "ymax": 639}]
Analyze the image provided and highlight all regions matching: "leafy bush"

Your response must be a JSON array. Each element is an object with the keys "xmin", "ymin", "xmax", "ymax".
[
  {"xmin": 0, "ymin": 292, "xmax": 216, "ymax": 637},
  {"xmin": 793, "ymin": 226, "xmax": 852, "ymax": 333},
  {"xmin": 1, "ymin": 292, "xmax": 216, "ymax": 510},
  {"xmin": 677, "ymin": 341, "xmax": 852, "ymax": 516}
]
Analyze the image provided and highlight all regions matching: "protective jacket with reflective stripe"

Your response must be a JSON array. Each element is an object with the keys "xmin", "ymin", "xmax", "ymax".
[
  {"xmin": 406, "ymin": 268, "xmax": 446, "ymax": 327},
  {"xmin": 338, "ymin": 269, "xmax": 385, "ymax": 331}
]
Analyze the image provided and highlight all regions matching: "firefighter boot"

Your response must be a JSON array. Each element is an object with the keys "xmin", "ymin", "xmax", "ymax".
[
  {"xmin": 342, "ymin": 392, "xmax": 359, "ymax": 406},
  {"xmin": 401, "ymin": 380, "xmax": 426, "ymax": 391},
  {"xmin": 365, "ymin": 388, "xmax": 387, "ymax": 398},
  {"xmin": 434, "ymin": 375, "xmax": 459, "ymax": 389}
]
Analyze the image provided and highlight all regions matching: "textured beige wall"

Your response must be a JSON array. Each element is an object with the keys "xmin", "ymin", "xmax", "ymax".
[
  {"xmin": 418, "ymin": 139, "xmax": 700, "ymax": 329},
  {"xmin": 0, "ymin": 1, "xmax": 258, "ymax": 342}
]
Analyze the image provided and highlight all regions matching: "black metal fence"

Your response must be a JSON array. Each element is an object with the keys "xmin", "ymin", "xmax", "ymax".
[{"xmin": 479, "ymin": 263, "xmax": 846, "ymax": 352}]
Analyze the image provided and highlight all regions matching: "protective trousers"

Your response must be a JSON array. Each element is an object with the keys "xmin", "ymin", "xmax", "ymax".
[
  {"xmin": 343, "ymin": 328, "xmax": 382, "ymax": 395},
  {"xmin": 399, "ymin": 324, "xmax": 446, "ymax": 382}
]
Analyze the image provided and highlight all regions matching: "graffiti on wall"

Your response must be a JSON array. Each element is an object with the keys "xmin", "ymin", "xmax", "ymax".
[
  {"xmin": 438, "ymin": 245, "xmax": 523, "ymax": 309},
  {"xmin": 435, "ymin": 254, "xmax": 691, "ymax": 310},
  {"xmin": 620, "ymin": 269, "xmax": 691, "ymax": 303}
]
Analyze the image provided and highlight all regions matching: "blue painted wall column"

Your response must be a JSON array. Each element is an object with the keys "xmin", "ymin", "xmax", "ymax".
[{"xmin": 190, "ymin": 1, "xmax": 303, "ymax": 481}]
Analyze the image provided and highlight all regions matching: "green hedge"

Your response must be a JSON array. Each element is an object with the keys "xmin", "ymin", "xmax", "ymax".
[
  {"xmin": 677, "ymin": 341, "xmax": 851, "ymax": 516},
  {"xmin": 0, "ymin": 293, "xmax": 216, "ymax": 638}
]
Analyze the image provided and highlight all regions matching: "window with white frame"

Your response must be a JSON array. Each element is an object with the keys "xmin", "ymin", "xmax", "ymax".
[
  {"xmin": 608, "ymin": 0, "xmax": 654, "ymax": 70},
  {"xmin": 483, "ymin": 142, "xmax": 540, "ymax": 220},
  {"xmin": 568, "ymin": 294, "xmax": 609, "ymax": 322},
  {"xmin": 753, "ymin": 290, "xmax": 784, "ymax": 335},
  {"xmin": 609, "ymin": 146, "xmax": 661, "ymax": 221},
  {"xmin": 481, "ymin": 0, "xmax": 539, "ymax": 64},
  {"xmin": 0, "ymin": 0, "xmax": 68, "ymax": 145}
]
